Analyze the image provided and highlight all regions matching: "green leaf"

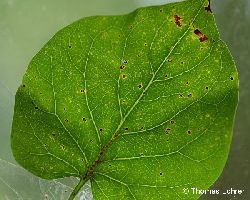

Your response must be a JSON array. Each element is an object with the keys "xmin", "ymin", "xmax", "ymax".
[{"xmin": 11, "ymin": 0, "xmax": 239, "ymax": 199}]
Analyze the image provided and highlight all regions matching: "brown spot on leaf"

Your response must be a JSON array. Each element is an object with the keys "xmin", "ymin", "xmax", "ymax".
[
  {"xmin": 138, "ymin": 84, "xmax": 143, "ymax": 89},
  {"xmin": 120, "ymin": 65, "xmax": 125, "ymax": 70},
  {"xmin": 194, "ymin": 29, "xmax": 208, "ymax": 42},
  {"xmin": 165, "ymin": 128, "xmax": 171, "ymax": 134},
  {"xmin": 187, "ymin": 130, "xmax": 192, "ymax": 135},
  {"xmin": 174, "ymin": 15, "xmax": 181, "ymax": 27}
]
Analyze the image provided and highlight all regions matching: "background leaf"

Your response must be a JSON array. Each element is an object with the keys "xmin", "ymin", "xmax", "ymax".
[
  {"xmin": 7, "ymin": 0, "xmax": 237, "ymax": 198},
  {"xmin": 0, "ymin": 159, "xmax": 92, "ymax": 200}
]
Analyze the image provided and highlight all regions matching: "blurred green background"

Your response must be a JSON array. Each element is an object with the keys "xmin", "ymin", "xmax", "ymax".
[{"xmin": 0, "ymin": 0, "xmax": 249, "ymax": 199}]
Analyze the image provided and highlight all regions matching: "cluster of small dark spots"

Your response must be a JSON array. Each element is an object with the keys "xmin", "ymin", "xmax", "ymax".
[
  {"xmin": 44, "ymin": 143, "xmax": 47, "ymax": 147},
  {"xmin": 187, "ymin": 130, "xmax": 192, "ymax": 135},
  {"xmin": 69, "ymin": 45, "xmax": 72, "ymax": 49},
  {"xmin": 200, "ymin": 47, "xmax": 204, "ymax": 50},
  {"xmin": 63, "ymin": 108, "xmax": 66, "ymax": 110},
  {"xmin": 230, "ymin": 77, "xmax": 234, "ymax": 81},
  {"xmin": 80, "ymin": 89, "xmax": 85, "ymax": 93},
  {"xmin": 138, "ymin": 84, "xmax": 143, "ymax": 89},
  {"xmin": 120, "ymin": 65, "xmax": 125, "ymax": 70},
  {"xmin": 124, "ymin": 60, "xmax": 128, "ymax": 64},
  {"xmin": 141, "ymin": 127, "xmax": 144, "ymax": 130},
  {"xmin": 89, "ymin": 139, "xmax": 93, "ymax": 143},
  {"xmin": 82, "ymin": 117, "xmax": 87, "ymax": 122},
  {"xmin": 160, "ymin": 172, "xmax": 163, "ymax": 176},
  {"xmin": 167, "ymin": 59, "xmax": 172, "ymax": 63},
  {"xmin": 118, "ymin": 34, "xmax": 121, "ymax": 38},
  {"xmin": 160, "ymin": 9, "xmax": 163, "ymax": 12},
  {"xmin": 186, "ymin": 81, "xmax": 189, "ymax": 85},
  {"xmin": 39, "ymin": 92, "xmax": 42, "ymax": 95},
  {"xmin": 179, "ymin": 94, "xmax": 183, "ymax": 98},
  {"xmin": 188, "ymin": 93, "xmax": 192, "ymax": 98},
  {"xmin": 144, "ymin": 43, "xmax": 147, "ymax": 46},
  {"xmin": 165, "ymin": 75, "xmax": 168, "ymax": 79},
  {"xmin": 165, "ymin": 128, "xmax": 171, "ymax": 134},
  {"xmin": 109, "ymin": 164, "xmax": 111, "ymax": 167},
  {"xmin": 35, "ymin": 106, "xmax": 38, "ymax": 110},
  {"xmin": 181, "ymin": 61, "xmax": 184, "ymax": 65},
  {"xmin": 52, "ymin": 133, "xmax": 56, "ymax": 137},
  {"xmin": 142, "ymin": 92, "xmax": 146, "ymax": 95},
  {"xmin": 65, "ymin": 119, "xmax": 69, "ymax": 122},
  {"xmin": 170, "ymin": 120, "xmax": 175, "ymax": 124},
  {"xmin": 125, "ymin": 127, "xmax": 129, "ymax": 131},
  {"xmin": 140, "ymin": 153, "xmax": 144, "ymax": 156},
  {"xmin": 129, "ymin": 25, "xmax": 133, "ymax": 29},
  {"xmin": 22, "ymin": 84, "xmax": 26, "ymax": 87},
  {"xmin": 205, "ymin": 86, "xmax": 209, "ymax": 90},
  {"xmin": 64, "ymin": 189, "xmax": 68, "ymax": 193},
  {"xmin": 61, "ymin": 145, "xmax": 65, "ymax": 149},
  {"xmin": 137, "ymin": 54, "xmax": 141, "ymax": 57},
  {"xmin": 99, "ymin": 128, "xmax": 103, "ymax": 132}
]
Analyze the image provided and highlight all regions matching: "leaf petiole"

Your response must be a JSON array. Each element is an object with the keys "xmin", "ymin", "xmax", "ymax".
[{"xmin": 68, "ymin": 176, "xmax": 89, "ymax": 200}]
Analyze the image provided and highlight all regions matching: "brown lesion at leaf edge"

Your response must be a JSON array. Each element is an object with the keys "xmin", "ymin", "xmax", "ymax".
[{"xmin": 205, "ymin": 0, "xmax": 212, "ymax": 13}]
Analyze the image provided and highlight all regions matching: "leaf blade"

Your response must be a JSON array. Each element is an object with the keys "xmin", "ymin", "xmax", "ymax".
[{"xmin": 11, "ymin": 0, "xmax": 239, "ymax": 199}]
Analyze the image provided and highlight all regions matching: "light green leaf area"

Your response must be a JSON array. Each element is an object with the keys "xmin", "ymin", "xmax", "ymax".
[{"xmin": 11, "ymin": 0, "xmax": 239, "ymax": 199}]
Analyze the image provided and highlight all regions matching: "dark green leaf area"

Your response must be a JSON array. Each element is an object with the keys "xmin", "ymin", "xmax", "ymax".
[{"xmin": 11, "ymin": 0, "xmax": 239, "ymax": 199}]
